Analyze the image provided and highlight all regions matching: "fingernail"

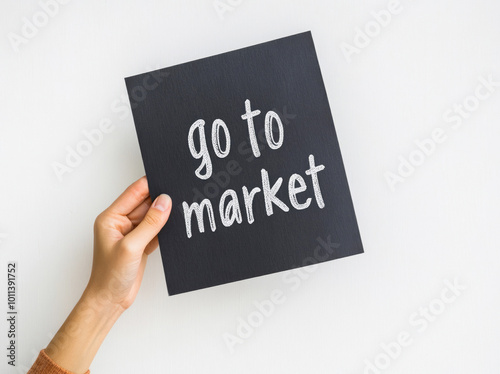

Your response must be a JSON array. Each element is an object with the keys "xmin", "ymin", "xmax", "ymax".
[{"xmin": 152, "ymin": 194, "xmax": 171, "ymax": 212}]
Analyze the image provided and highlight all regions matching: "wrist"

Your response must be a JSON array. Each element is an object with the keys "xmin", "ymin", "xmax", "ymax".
[{"xmin": 81, "ymin": 284, "xmax": 125, "ymax": 323}]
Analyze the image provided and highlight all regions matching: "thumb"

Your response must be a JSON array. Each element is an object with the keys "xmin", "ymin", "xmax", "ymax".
[{"xmin": 123, "ymin": 194, "xmax": 172, "ymax": 252}]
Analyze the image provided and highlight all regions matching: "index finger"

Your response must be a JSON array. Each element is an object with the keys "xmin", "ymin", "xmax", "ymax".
[{"xmin": 106, "ymin": 176, "xmax": 150, "ymax": 216}]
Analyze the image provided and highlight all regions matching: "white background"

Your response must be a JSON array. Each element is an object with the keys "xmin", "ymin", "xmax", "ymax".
[{"xmin": 1, "ymin": 0, "xmax": 500, "ymax": 373}]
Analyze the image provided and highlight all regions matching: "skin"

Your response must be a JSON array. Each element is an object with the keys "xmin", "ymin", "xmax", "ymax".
[{"xmin": 43, "ymin": 176, "xmax": 172, "ymax": 374}]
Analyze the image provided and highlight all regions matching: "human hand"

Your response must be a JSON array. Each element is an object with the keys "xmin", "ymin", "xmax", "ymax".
[
  {"xmin": 87, "ymin": 175, "xmax": 172, "ymax": 310},
  {"xmin": 43, "ymin": 176, "xmax": 171, "ymax": 374}
]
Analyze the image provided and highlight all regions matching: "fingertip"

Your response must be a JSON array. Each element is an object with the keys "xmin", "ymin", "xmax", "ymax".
[
  {"xmin": 123, "ymin": 194, "xmax": 171, "ymax": 253},
  {"xmin": 152, "ymin": 194, "xmax": 172, "ymax": 212}
]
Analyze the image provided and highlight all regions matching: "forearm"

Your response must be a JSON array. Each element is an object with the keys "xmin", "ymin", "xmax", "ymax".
[
  {"xmin": 31, "ymin": 179, "xmax": 170, "ymax": 373},
  {"xmin": 44, "ymin": 286, "xmax": 124, "ymax": 374}
]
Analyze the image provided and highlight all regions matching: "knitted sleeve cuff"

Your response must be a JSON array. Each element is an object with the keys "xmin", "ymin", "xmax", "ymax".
[{"xmin": 27, "ymin": 349, "xmax": 90, "ymax": 374}]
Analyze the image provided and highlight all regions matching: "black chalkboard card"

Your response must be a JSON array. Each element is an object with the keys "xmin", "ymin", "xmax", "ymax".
[{"xmin": 125, "ymin": 31, "xmax": 363, "ymax": 295}]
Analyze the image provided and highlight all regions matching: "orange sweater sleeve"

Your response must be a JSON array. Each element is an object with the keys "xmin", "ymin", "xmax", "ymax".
[{"xmin": 27, "ymin": 349, "xmax": 90, "ymax": 374}]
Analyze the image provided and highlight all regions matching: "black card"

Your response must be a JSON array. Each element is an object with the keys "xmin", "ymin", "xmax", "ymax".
[{"xmin": 125, "ymin": 31, "xmax": 363, "ymax": 295}]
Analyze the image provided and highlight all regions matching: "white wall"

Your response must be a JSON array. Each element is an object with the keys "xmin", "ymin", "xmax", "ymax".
[{"xmin": 1, "ymin": 0, "xmax": 499, "ymax": 373}]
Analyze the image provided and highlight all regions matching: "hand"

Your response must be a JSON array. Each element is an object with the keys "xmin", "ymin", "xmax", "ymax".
[
  {"xmin": 44, "ymin": 176, "xmax": 171, "ymax": 374},
  {"xmin": 87, "ymin": 175, "xmax": 172, "ymax": 310}
]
